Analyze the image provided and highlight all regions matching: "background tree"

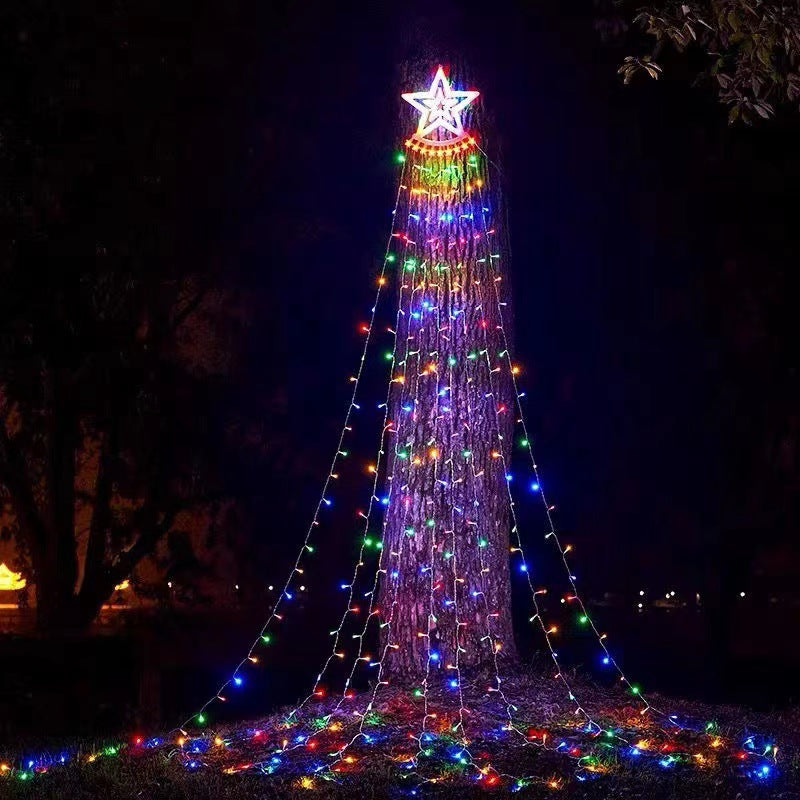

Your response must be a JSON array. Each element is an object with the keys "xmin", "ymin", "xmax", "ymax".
[
  {"xmin": 0, "ymin": 2, "xmax": 289, "ymax": 632},
  {"xmin": 597, "ymin": 0, "xmax": 800, "ymax": 122}
]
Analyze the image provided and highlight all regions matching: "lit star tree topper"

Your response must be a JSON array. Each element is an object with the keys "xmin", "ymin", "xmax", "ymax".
[{"xmin": 402, "ymin": 65, "xmax": 479, "ymax": 144}]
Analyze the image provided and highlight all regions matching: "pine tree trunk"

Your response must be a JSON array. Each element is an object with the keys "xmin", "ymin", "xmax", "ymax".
[{"xmin": 377, "ymin": 139, "xmax": 516, "ymax": 683}]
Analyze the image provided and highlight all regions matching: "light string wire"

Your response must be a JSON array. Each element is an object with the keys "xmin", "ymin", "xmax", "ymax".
[
  {"xmin": 467, "ymin": 171, "xmax": 607, "ymax": 737},
  {"xmin": 176, "ymin": 159, "xmax": 408, "ymax": 734},
  {"xmin": 328, "ymin": 242, "xmax": 447, "ymax": 779},
  {"xmin": 275, "ymin": 179, "xmax": 426, "ymax": 772},
  {"xmin": 325, "ymin": 226, "xmax": 421, "ymax": 721},
  {"xmin": 243, "ymin": 208, "xmax": 421, "ymax": 773},
  {"xmin": 455, "ymin": 237, "xmax": 520, "ymax": 742},
  {"xmin": 412, "ymin": 241, "xmax": 482, "ymax": 785},
  {"xmin": 403, "ymin": 149, "xmax": 558, "ymax": 790},
  {"xmin": 331, "ymin": 247, "xmax": 428, "ymax": 761},
  {"xmin": 443, "ymin": 164, "xmax": 602, "ymax": 771},
  {"xmin": 286, "ymin": 226, "xmax": 414, "ymax": 723},
  {"xmin": 474, "ymin": 151, "xmax": 673, "ymax": 726},
  {"xmin": 468, "ymin": 161, "xmax": 767, "ymax": 783},
  {"xmin": 415, "ymin": 252, "xmax": 444, "ymax": 764},
  {"xmin": 406, "ymin": 151, "xmax": 500, "ymax": 786},
  {"xmin": 445, "ymin": 263, "xmax": 468, "ymax": 744}
]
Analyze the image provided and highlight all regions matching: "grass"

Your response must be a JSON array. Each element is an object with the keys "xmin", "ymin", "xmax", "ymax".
[{"xmin": 2, "ymin": 666, "xmax": 798, "ymax": 799}]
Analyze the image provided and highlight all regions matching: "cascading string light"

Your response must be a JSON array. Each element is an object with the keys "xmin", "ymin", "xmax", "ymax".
[
  {"xmin": 472, "ymin": 160, "xmax": 668, "ymax": 725},
  {"xmin": 404, "ymin": 157, "xmax": 489, "ymax": 787},
  {"xmin": 286, "ymin": 217, "xmax": 417, "ymax": 724},
  {"xmin": 455, "ymin": 153, "xmax": 520, "ymax": 741},
  {"xmin": 175, "ymin": 157, "xmax": 409, "ymax": 735},
  {"xmin": 445, "ymin": 275, "xmax": 469, "ymax": 746},
  {"xmin": 256, "ymin": 249, "xmax": 421, "ymax": 773},
  {"xmin": 456, "ymin": 163, "xmax": 604, "ymax": 738},
  {"xmin": 334, "ymin": 249, "xmax": 430, "ymax": 762},
  {"xmin": 454, "ymin": 239, "xmax": 522, "ymax": 743},
  {"xmin": 414, "ymin": 253, "xmax": 445, "ymax": 766},
  {"xmin": 393, "ymin": 146, "xmax": 516, "ymax": 787},
  {"xmin": 327, "ymin": 229, "xmax": 424, "ymax": 728}
]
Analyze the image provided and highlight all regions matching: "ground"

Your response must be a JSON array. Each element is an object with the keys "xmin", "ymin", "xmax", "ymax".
[{"xmin": 1, "ymin": 666, "xmax": 797, "ymax": 799}]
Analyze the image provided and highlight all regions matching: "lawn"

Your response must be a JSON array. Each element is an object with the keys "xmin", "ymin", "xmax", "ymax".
[{"xmin": 2, "ymin": 667, "xmax": 797, "ymax": 799}]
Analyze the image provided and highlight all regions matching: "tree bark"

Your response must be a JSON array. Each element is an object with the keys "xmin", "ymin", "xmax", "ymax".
[{"xmin": 377, "ymin": 141, "xmax": 516, "ymax": 682}]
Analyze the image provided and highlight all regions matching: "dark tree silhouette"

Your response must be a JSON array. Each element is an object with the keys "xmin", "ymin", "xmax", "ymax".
[
  {"xmin": 0, "ymin": 2, "xmax": 258, "ymax": 631},
  {"xmin": 598, "ymin": 0, "xmax": 800, "ymax": 123}
]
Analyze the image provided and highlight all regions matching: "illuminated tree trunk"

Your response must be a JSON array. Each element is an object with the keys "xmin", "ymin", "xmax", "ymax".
[{"xmin": 378, "ymin": 122, "xmax": 517, "ymax": 681}]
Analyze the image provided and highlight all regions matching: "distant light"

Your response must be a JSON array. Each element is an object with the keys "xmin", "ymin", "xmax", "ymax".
[
  {"xmin": 530, "ymin": 482, "xmax": 540, "ymax": 492},
  {"xmin": 602, "ymin": 656, "xmax": 610, "ymax": 665},
  {"xmin": 639, "ymin": 590, "xmax": 645, "ymax": 596},
  {"xmin": 268, "ymin": 585, "xmax": 274, "ymax": 591},
  {"xmin": 740, "ymin": 591, "xmax": 746, "ymax": 598}
]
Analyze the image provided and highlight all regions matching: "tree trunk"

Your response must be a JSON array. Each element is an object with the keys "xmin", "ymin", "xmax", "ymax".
[{"xmin": 377, "ymin": 137, "xmax": 516, "ymax": 682}]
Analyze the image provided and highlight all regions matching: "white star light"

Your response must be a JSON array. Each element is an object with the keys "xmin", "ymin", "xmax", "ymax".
[{"xmin": 402, "ymin": 66, "xmax": 479, "ymax": 143}]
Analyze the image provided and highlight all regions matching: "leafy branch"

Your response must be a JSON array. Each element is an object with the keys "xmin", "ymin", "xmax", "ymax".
[{"xmin": 614, "ymin": 1, "xmax": 800, "ymax": 122}]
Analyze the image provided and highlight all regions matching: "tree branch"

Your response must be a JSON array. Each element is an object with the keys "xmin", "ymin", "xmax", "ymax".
[
  {"xmin": 0, "ymin": 421, "xmax": 47, "ymax": 558},
  {"xmin": 82, "ymin": 419, "xmax": 119, "ymax": 596}
]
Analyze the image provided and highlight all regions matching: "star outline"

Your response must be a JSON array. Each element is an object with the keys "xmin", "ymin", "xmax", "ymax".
[{"xmin": 402, "ymin": 66, "xmax": 479, "ymax": 143}]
